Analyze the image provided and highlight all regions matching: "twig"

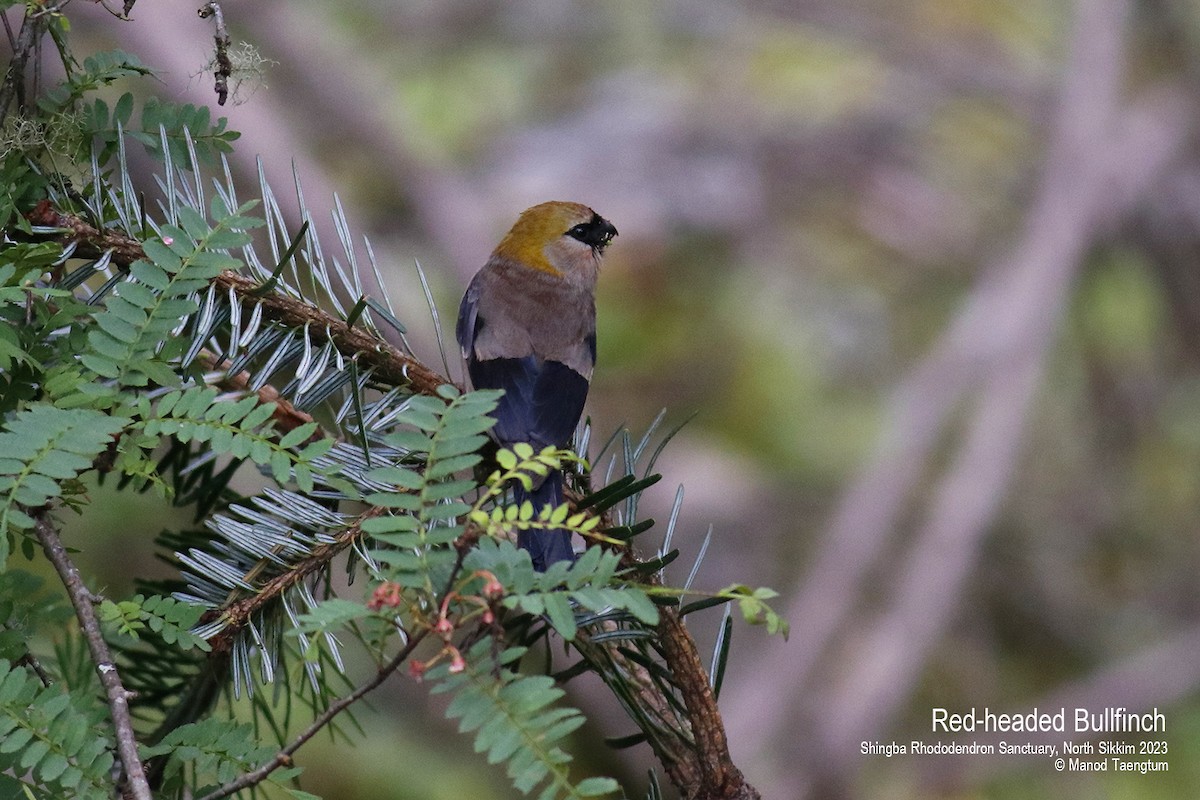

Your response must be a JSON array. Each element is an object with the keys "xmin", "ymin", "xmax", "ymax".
[
  {"xmin": 210, "ymin": 507, "xmax": 385, "ymax": 654},
  {"xmin": 567, "ymin": 486, "xmax": 759, "ymax": 799},
  {"xmin": 196, "ymin": 625, "xmax": 431, "ymax": 800},
  {"xmin": 0, "ymin": 5, "xmax": 43, "ymax": 126},
  {"xmin": 15, "ymin": 652, "xmax": 53, "ymax": 688},
  {"xmin": 34, "ymin": 512, "xmax": 153, "ymax": 800},
  {"xmin": 2, "ymin": 10, "xmax": 15, "ymax": 52},
  {"xmin": 197, "ymin": 1, "xmax": 231, "ymax": 106},
  {"xmin": 198, "ymin": 350, "xmax": 317, "ymax": 434},
  {"xmin": 213, "ymin": 269, "xmax": 451, "ymax": 397}
]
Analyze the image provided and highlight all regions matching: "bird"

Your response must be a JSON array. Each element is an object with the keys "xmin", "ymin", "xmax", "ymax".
[{"xmin": 456, "ymin": 201, "xmax": 617, "ymax": 570}]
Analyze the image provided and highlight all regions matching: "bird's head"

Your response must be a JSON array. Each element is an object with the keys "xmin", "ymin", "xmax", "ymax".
[{"xmin": 491, "ymin": 201, "xmax": 617, "ymax": 285}]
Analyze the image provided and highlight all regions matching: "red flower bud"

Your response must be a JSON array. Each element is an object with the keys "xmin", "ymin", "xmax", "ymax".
[{"xmin": 368, "ymin": 582, "xmax": 403, "ymax": 611}]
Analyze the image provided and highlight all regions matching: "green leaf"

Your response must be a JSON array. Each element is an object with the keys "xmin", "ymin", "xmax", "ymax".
[
  {"xmin": 0, "ymin": 407, "xmax": 129, "ymax": 565},
  {"xmin": 574, "ymin": 777, "xmax": 618, "ymax": 796},
  {"xmin": 38, "ymin": 752, "xmax": 69, "ymax": 782},
  {"xmin": 366, "ymin": 465, "xmax": 424, "ymax": 490},
  {"xmin": 542, "ymin": 593, "xmax": 577, "ymax": 641},
  {"xmin": 618, "ymin": 590, "xmax": 660, "ymax": 626},
  {"xmin": 496, "ymin": 448, "xmax": 518, "ymax": 471},
  {"xmin": 429, "ymin": 642, "xmax": 606, "ymax": 799},
  {"xmin": 279, "ymin": 422, "xmax": 317, "ymax": 449}
]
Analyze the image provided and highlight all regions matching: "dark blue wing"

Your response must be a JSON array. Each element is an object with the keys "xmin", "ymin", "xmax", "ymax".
[{"xmin": 466, "ymin": 356, "xmax": 589, "ymax": 449}]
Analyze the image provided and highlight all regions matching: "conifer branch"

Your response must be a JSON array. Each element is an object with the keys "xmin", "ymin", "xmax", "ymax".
[
  {"xmin": 208, "ymin": 506, "xmax": 385, "ymax": 653},
  {"xmin": 212, "ymin": 269, "xmax": 450, "ymax": 396},
  {"xmin": 25, "ymin": 203, "xmax": 451, "ymax": 397},
  {"xmin": 197, "ymin": 539, "xmax": 476, "ymax": 800}
]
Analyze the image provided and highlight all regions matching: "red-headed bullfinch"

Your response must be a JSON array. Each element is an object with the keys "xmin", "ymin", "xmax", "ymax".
[{"xmin": 456, "ymin": 201, "xmax": 618, "ymax": 569}]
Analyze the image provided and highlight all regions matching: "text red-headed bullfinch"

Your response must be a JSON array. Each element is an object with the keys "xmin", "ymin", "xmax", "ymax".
[{"xmin": 456, "ymin": 201, "xmax": 618, "ymax": 569}]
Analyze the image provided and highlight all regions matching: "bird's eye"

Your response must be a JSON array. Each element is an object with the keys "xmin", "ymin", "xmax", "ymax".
[{"xmin": 565, "ymin": 216, "xmax": 617, "ymax": 249}]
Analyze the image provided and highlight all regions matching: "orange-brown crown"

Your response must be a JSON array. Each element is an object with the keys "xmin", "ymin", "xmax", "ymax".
[{"xmin": 491, "ymin": 201, "xmax": 616, "ymax": 277}]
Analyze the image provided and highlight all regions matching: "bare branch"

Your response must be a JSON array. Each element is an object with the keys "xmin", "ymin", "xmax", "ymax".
[
  {"xmin": 658, "ymin": 607, "xmax": 758, "ymax": 800},
  {"xmin": 197, "ymin": 1, "xmax": 232, "ymax": 106},
  {"xmin": 0, "ymin": 6, "xmax": 44, "ymax": 126},
  {"xmin": 196, "ymin": 625, "xmax": 431, "ymax": 800},
  {"xmin": 34, "ymin": 512, "xmax": 153, "ymax": 800},
  {"xmin": 15, "ymin": 652, "xmax": 53, "ymax": 688}
]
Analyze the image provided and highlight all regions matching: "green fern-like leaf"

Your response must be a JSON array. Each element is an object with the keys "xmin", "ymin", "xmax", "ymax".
[
  {"xmin": 79, "ymin": 199, "xmax": 261, "ymax": 393},
  {"xmin": 466, "ymin": 541, "xmax": 659, "ymax": 641},
  {"xmin": 99, "ymin": 594, "xmax": 212, "ymax": 651},
  {"xmin": 37, "ymin": 49, "xmax": 155, "ymax": 113},
  {"xmin": 0, "ymin": 660, "xmax": 116, "ymax": 800},
  {"xmin": 362, "ymin": 386, "xmax": 500, "ymax": 584},
  {"xmin": 0, "ymin": 406, "xmax": 130, "ymax": 566},
  {"xmin": 136, "ymin": 98, "xmax": 241, "ymax": 163},
  {"xmin": 138, "ymin": 387, "xmax": 331, "ymax": 492},
  {"xmin": 429, "ymin": 642, "xmax": 617, "ymax": 800},
  {"xmin": 141, "ymin": 717, "xmax": 282, "ymax": 792}
]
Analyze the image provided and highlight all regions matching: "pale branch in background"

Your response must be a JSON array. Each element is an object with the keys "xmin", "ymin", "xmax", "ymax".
[{"xmin": 725, "ymin": 0, "xmax": 1198, "ymax": 791}]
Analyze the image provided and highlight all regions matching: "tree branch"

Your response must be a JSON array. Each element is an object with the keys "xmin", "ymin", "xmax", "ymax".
[
  {"xmin": 209, "ymin": 506, "xmax": 385, "ymax": 654},
  {"xmin": 34, "ymin": 512, "xmax": 153, "ymax": 800},
  {"xmin": 211, "ymin": 269, "xmax": 450, "ymax": 396},
  {"xmin": 24, "ymin": 203, "xmax": 451, "ymax": 397},
  {"xmin": 657, "ymin": 607, "xmax": 757, "ymax": 800},
  {"xmin": 15, "ymin": 651, "xmax": 53, "ymax": 688},
  {"xmin": 569, "ymin": 487, "xmax": 759, "ymax": 800},
  {"xmin": 196, "ymin": 624, "xmax": 432, "ymax": 800},
  {"xmin": 0, "ymin": 4, "xmax": 45, "ymax": 126}
]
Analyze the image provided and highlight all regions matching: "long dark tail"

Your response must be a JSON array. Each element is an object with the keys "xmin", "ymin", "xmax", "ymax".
[{"xmin": 513, "ymin": 469, "xmax": 576, "ymax": 570}]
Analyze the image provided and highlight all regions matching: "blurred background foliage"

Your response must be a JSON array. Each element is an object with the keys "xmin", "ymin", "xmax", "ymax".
[{"xmin": 25, "ymin": 0, "xmax": 1200, "ymax": 797}]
